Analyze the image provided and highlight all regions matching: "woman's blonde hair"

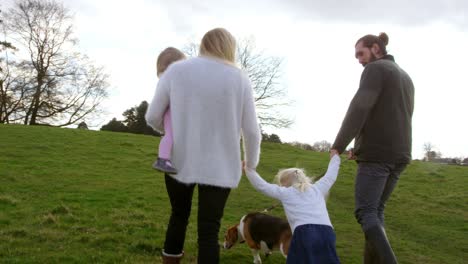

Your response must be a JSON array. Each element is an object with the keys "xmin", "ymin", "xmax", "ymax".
[
  {"xmin": 274, "ymin": 168, "xmax": 312, "ymax": 192},
  {"xmin": 199, "ymin": 28, "xmax": 236, "ymax": 63}
]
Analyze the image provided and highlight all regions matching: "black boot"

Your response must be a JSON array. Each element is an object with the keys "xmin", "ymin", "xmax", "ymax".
[{"xmin": 363, "ymin": 225, "xmax": 397, "ymax": 264}]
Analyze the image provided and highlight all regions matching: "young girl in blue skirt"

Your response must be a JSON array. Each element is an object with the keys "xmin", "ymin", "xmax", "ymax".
[{"xmin": 244, "ymin": 154, "xmax": 341, "ymax": 264}]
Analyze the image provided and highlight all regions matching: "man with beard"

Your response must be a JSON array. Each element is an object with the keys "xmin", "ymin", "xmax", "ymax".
[{"xmin": 330, "ymin": 32, "xmax": 415, "ymax": 264}]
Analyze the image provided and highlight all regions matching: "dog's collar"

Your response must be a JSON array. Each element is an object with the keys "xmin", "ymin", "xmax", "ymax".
[{"xmin": 237, "ymin": 215, "xmax": 246, "ymax": 243}]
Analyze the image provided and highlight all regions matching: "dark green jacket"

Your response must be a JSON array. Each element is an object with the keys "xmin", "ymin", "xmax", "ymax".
[{"xmin": 332, "ymin": 55, "xmax": 414, "ymax": 163}]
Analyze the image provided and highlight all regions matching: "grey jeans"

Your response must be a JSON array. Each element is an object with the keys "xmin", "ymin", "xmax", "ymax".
[{"xmin": 354, "ymin": 162, "xmax": 407, "ymax": 231}]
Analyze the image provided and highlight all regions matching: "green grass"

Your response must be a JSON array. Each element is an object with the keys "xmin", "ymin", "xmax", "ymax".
[{"xmin": 0, "ymin": 124, "xmax": 466, "ymax": 263}]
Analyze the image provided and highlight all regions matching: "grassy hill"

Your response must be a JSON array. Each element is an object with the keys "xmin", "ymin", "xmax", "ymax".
[{"xmin": 0, "ymin": 124, "xmax": 466, "ymax": 263}]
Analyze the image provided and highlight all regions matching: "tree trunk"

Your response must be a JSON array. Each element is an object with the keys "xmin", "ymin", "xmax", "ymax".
[{"xmin": 28, "ymin": 70, "xmax": 46, "ymax": 125}]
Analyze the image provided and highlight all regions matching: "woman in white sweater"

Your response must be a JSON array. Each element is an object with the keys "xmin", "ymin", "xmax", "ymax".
[{"xmin": 145, "ymin": 28, "xmax": 261, "ymax": 264}]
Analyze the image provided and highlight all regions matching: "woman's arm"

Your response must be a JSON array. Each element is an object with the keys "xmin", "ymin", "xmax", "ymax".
[
  {"xmin": 244, "ymin": 168, "xmax": 284, "ymax": 200},
  {"xmin": 241, "ymin": 74, "xmax": 261, "ymax": 169},
  {"xmin": 314, "ymin": 155, "xmax": 341, "ymax": 196}
]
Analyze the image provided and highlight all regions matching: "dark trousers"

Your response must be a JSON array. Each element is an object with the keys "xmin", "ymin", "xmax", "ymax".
[
  {"xmin": 163, "ymin": 174, "xmax": 231, "ymax": 264},
  {"xmin": 355, "ymin": 162, "xmax": 407, "ymax": 264},
  {"xmin": 286, "ymin": 224, "xmax": 340, "ymax": 264}
]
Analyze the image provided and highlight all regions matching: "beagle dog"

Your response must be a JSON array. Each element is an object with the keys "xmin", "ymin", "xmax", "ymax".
[{"xmin": 223, "ymin": 212, "xmax": 292, "ymax": 264}]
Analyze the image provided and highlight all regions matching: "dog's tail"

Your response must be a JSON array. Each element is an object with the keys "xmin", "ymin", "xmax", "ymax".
[{"xmin": 261, "ymin": 202, "xmax": 281, "ymax": 213}]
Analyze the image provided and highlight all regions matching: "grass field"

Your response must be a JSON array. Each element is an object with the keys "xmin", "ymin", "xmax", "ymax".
[{"xmin": 0, "ymin": 124, "xmax": 466, "ymax": 263}]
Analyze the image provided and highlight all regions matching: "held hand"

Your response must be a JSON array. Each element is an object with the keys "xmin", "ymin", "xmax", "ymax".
[
  {"xmin": 329, "ymin": 149, "xmax": 339, "ymax": 158},
  {"xmin": 243, "ymin": 161, "xmax": 257, "ymax": 176}
]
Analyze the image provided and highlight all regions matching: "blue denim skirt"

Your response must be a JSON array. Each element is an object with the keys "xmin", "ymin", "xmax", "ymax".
[{"xmin": 286, "ymin": 224, "xmax": 341, "ymax": 264}]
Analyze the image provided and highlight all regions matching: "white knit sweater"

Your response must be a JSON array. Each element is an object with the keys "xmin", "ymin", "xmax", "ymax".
[
  {"xmin": 146, "ymin": 56, "xmax": 261, "ymax": 188},
  {"xmin": 244, "ymin": 155, "xmax": 341, "ymax": 232}
]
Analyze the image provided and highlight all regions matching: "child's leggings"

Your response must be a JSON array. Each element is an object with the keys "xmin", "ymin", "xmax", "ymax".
[{"xmin": 158, "ymin": 109, "xmax": 173, "ymax": 160}]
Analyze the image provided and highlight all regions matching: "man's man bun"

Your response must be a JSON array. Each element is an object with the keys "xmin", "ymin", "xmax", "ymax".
[{"xmin": 378, "ymin": 32, "xmax": 389, "ymax": 46}]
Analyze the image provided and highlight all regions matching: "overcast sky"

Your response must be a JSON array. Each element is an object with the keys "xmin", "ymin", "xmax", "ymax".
[{"xmin": 2, "ymin": 0, "xmax": 467, "ymax": 159}]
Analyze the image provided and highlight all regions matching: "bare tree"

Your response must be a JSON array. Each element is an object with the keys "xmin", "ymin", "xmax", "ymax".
[
  {"xmin": 0, "ymin": 58, "xmax": 35, "ymax": 124},
  {"xmin": 0, "ymin": 40, "xmax": 13, "ymax": 123},
  {"xmin": 312, "ymin": 140, "xmax": 332, "ymax": 152},
  {"xmin": 1, "ymin": 0, "xmax": 109, "ymax": 126},
  {"xmin": 423, "ymin": 142, "xmax": 434, "ymax": 161},
  {"xmin": 288, "ymin": 141, "xmax": 314, "ymax": 151},
  {"xmin": 0, "ymin": 11, "xmax": 28, "ymax": 124},
  {"xmin": 183, "ymin": 37, "xmax": 293, "ymax": 128}
]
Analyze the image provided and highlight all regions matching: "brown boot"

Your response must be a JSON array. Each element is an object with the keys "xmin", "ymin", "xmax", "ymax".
[{"xmin": 162, "ymin": 251, "xmax": 183, "ymax": 264}]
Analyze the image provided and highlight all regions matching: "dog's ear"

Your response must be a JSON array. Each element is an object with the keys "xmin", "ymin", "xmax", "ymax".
[
  {"xmin": 230, "ymin": 225, "xmax": 238, "ymax": 240},
  {"xmin": 226, "ymin": 225, "xmax": 239, "ymax": 243}
]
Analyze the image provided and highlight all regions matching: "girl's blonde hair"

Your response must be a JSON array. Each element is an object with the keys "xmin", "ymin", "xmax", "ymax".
[
  {"xmin": 274, "ymin": 168, "xmax": 312, "ymax": 192},
  {"xmin": 156, "ymin": 47, "xmax": 186, "ymax": 77},
  {"xmin": 199, "ymin": 28, "xmax": 236, "ymax": 64}
]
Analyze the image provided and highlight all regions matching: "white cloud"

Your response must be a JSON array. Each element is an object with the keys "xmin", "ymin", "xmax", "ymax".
[
  {"xmin": 278, "ymin": 0, "xmax": 468, "ymax": 28},
  {"xmin": 150, "ymin": 0, "xmax": 468, "ymax": 32}
]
